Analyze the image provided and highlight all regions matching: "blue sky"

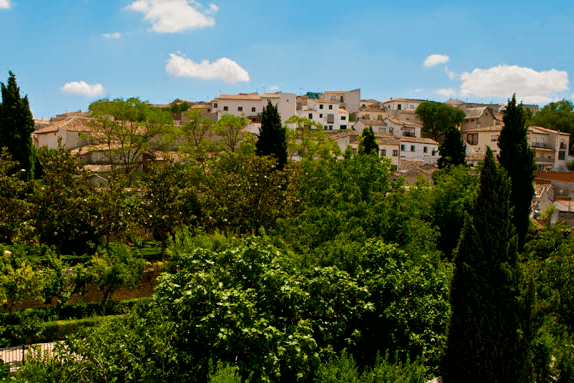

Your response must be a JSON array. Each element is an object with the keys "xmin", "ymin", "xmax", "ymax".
[{"xmin": 1, "ymin": 0, "xmax": 573, "ymax": 118}]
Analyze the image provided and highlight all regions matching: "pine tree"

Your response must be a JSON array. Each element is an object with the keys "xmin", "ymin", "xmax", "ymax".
[
  {"xmin": 358, "ymin": 126, "xmax": 379, "ymax": 156},
  {"xmin": 498, "ymin": 94, "xmax": 536, "ymax": 252},
  {"xmin": 438, "ymin": 126, "xmax": 466, "ymax": 169},
  {"xmin": 443, "ymin": 147, "xmax": 531, "ymax": 383},
  {"xmin": 256, "ymin": 100, "xmax": 287, "ymax": 170},
  {"xmin": 0, "ymin": 71, "xmax": 35, "ymax": 179}
]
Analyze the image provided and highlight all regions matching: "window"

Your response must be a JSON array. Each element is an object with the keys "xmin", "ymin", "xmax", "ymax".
[
  {"xmin": 393, "ymin": 150, "xmax": 399, "ymax": 156},
  {"xmin": 309, "ymin": 113, "xmax": 313, "ymax": 119},
  {"xmin": 320, "ymin": 104, "xmax": 324, "ymax": 109},
  {"xmin": 352, "ymin": 148, "xmax": 358, "ymax": 154},
  {"xmin": 365, "ymin": 114, "xmax": 370, "ymax": 119},
  {"xmin": 319, "ymin": 114, "xmax": 323, "ymax": 118},
  {"xmin": 377, "ymin": 115, "xmax": 383, "ymax": 120},
  {"xmin": 467, "ymin": 133, "xmax": 478, "ymax": 145},
  {"xmin": 381, "ymin": 149, "xmax": 387, "ymax": 156},
  {"xmin": 329, "ymin": 105, "xmax": 333, "ymax": 110},
  {"xmin": 341, "ymin": 115, "xmax": 347, "ymax": 121},
  {"xmin": 559, "ymin": 151, "xmax": 566, "ymax": 160},
  {"xmin": 252, "ymin": 107, "xmax": 256, "ymax": 112},
  {"xmin": 491, "ymin": 135, "xmax": 498, "ymax": 142},
  {"xmin": 238, "ymin": 106, "xmax": 243, "ymax": 112},
  {"xmin": 340, "ymin": 125, "xmax": 347, "ymax": 130},
  {"xmin": 214, "ymin": 103, "xmax": 218, "ymax": 108},
  {"xmin": 223, "ymin": 106, "xmax": 228, "ymax": 111},
  {"xmin": 410, "ymin": 145, "xmax": 415, "ymax": 152},
  {"xmin": 424, "ymin": 146, "xmax": 428, "ymax": 153},
  {"xmin": 340, "ymin": 96, "xmax": 344, "ymax": 102},
  {"xmin": 397, "ymin": 104, "xmax": 402, "ymax": 110},
  {"xmin": 401, "ymin": 144, "xmax": 406, "ymax": 151}
]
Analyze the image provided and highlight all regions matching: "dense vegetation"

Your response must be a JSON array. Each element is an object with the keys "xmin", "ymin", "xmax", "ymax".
[{"xmin": 0, "ymin": 89, "xmax": 573, "ymax": 382}]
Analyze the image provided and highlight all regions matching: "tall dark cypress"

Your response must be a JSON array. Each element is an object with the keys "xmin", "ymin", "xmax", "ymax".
[
  {"xmin": 0, "ymin": 71, "xmax": 35, "ymax": 179},
  {"xmin": 358, "ymin": 126, "xmax": 379, "ymax": 156},
  {"xmin": 256, "ymin": 100, "xmax": 287, "ymax": 170},
  {"xmin": 438, "ymin": 126, "xmax": 466, "ymax": 169},
  {"xmin": 443, "ymin": 147, "xmax": 531, "ymax": 383},
  {"xmin": 498, "ymin": 94, "xmax": 536, "ymax": 252}
]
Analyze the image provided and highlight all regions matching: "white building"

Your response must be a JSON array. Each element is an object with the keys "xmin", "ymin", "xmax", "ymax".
[
  {"xmin": 355, "ymin": 118, "xmax": 422, "ymax": 138},
  {"xmin": 399, "ymin": 136, "xmax": 439, "ymax": 164},
  {"xmin": 297, "ymin": 99, "xmax": 350, "ymax": 131},
  {"xmin": 212, "ymin": 92, "xmax": 296, "ymax": 125},
  {"xmin": 32, "ymin": 115, "xmax": 92, "ymax": 150},
  {"xmin": 381, "ymin": 98, "xmax": 426, "ymax": 112},
  {"xmin": 322, "ymin": 89, "xmax": 361, "ymax": 114}
]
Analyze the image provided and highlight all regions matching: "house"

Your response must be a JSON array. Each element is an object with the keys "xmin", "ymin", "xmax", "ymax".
[
  {"xmin": 392, "ymin": 160, "xmax": 438, "ymax": 186},
  {"xmin": 534, "ymin": 172, "xmax": 574, "ymax": 227},
  {"xmin": 399, "ymin": 136, "xmax": 439, "ymax": 164},
  {"xmin": 460, "ymin": 107, "xmax": 497, "ymax": 134},
  {"xmin": 381, "ymin": 98, "xmax": 426, "ymax": 112},
  {"xmin": 32, "ymin": 115, "xmax": 93, "ymax": 150},
  {"xmin": 212, "ymin": 92, "xmax": 296, "ymax": 125},
  {"xmin": 354, "ymin": 118, "xmax": 422, "ymax": 138},
  {"xmin": 464, "ymin": 125, "xmax": 571, "ymax": 171},
  {"xmin": 322, "ymin": 89, "xmax": 361, "ymax": 114},
  {"xmin": 297, "ymin": 99, "xmax": 350, "ymax": 130}
]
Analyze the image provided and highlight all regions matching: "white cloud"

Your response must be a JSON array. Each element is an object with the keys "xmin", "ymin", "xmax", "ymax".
[
  {"xmin": 424, "ymin": 54, "xmax": 450, "ymax": 68},
  {"xmin": 445, "ymin": 66, "xmax": 457, "ymax": 80},
  {"xmin": 268, "ymin": 85, "xmax": 279, "ymax": 91},
  {"xmin": 62, "ymin": 81, "xmax": 105, "ymax": 97},
  {"xmin": 460, "ymin": 65, "xmax": 569, "ymax": 104},
  {"xmin": 0, "ymin": 0, "xmax": 11, "ymax": 9},
  {"xmin": 101, "ymin": 32, "xmax": 122, "ymax": 39},
  {"xmin": 127, "ymin": 0, "xmax": 218, "ymax": 33},
  {"xmin": 433, "ymin": 88, "xmax": 457, "ymax": 98},
  {"xmin": 166, "ymin": 53, "xmax": 250, "ymax": 84}
]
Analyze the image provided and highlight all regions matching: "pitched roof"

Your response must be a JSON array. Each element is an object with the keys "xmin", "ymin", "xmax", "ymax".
[
  {"xmin": 385, "ymin": 117, "xmax": 422, "ymax": 128},
  {"xmin": 464, "ymin": 107, "xmax": 489, "ymax": 119},
  {"xmin": 34, "ymin": 117, "xmax": 93, "ymax": 134},
  {"xmin": 529, "ymin": 126, "xmax": 570, "ymax": 136},
  {"xmin": 218, "ymin": 93, "xmax": 262, "ymax": 101},
  {"xmin": 465, "ymin": 125, "xmax": 502, "ymax": 133},
  {"xmin": 381, "ymin": 98, "xmax": 426, "ymax": 104},
  {"xmin": 400, "ymin": 136, "xmax": 438, "ymax": 145}
]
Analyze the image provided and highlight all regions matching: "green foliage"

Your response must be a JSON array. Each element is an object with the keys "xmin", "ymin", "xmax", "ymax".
[
  {"xmin": 170, "ymin": 100, "xmax": 190, "ymax": 115},
  {"xmin": 200, "ymin": 152, "xmax": 296, "ymax": 235},
  {"xmin": 437, "ymin": 126, "xmax": 466, "ymax": 169},
  {"xmin": 87, "ymin": 243, "xmax": 145, "ymax": 306},
  {"xmin": 498, "ymin": 94, "xmax": 537, "ymax": 252},
  {"xmin": 443, "ymin": 148, "xmax": 532, "ymax": 383},
  {"xmin": 285, "ymin": 115, "xmax": 341, "ymax": 160},
  {"xmin": 315, "ymin": 350, "xmax": 427, "ymax": 383},
  {"xmin": 431, "ymin": 165, "xmax": 478, "ymax": 259},
  {"xmin": 210, "ymin": 363, "xmax": 243, "ymax": 383},
  {"xmin": 358, "ymin": 126, "xmax": 379, "ymax": 156},
  {"xmin": 88, "ymin": 98, "xmax": 174, "ymax": 185},
  {"xmin": 0, "ymin": 70, "xmax": 35, "ymax": 180},
  {"xmin": 256, "ymin": 100, "xmax": 287, "ymax": 170},
  {"xmin": 29, "ymin": 146, "xmax": 97, "ymax": 255},
  {"xmin": 214, "ymin": 114, "xmax": 255, "ymax": 154},
  {"xmin": 415, "ymin": 101, "xmax": 465, "ymax": 143},
  {"xmin": 0, "ymin": 148, "xmax": 31, "ymax": 244},
  {"xmin": 0, "ymin": 247, "xmax": 44, "ymax": 317}
]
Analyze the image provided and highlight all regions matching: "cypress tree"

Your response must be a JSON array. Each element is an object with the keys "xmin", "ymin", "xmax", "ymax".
[
  {"xmin": 443, "ymin": 147, "xmax": 531, "ymax": 383},
  {"xmin": 438, "ymin": 126, "xmax": 466, "ymax": 169},
  {"xmin": 358, "ymin": 126, "xmax": 379, "ymax": 156},
  {"xmin": 498, "ymin": 94, "xmax": 536, "ymax": 252},
  {"xmin": 0, "ymin": 71, "xmax": 35, "ymax": 179},
  {"xmin": 256, "ymin": 100, "xmax": 287, "ymax": 170}
]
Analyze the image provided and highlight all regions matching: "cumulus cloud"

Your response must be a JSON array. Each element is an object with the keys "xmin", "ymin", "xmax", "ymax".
[
  {"xmin": 127, "ymin": 0, "xmax": 218, "ymax": 33},
  {"xmin": 166, "ymin": 53, "xmax": 250, "ymax": 84},
  {"xmin": 424, "ymin": 54, "xmax": 450, "ymax": 68},
  {"xmin": 101, "ymin": 32, "xmax": 121, "ymax": 39},
  {"xmin": 460, "ymin": 65, "xmax": 569, "ymax": 104},
  {"xmin": 433, "ymin": 88, "xmax": 457, "ymax": 98},
  {"xmin": 62, "ymin": 81, "xmax": 105, "ymax": 97},
  {"xmin": 0, "ymin": 0, "xmax": 11, "ymax": 9}
]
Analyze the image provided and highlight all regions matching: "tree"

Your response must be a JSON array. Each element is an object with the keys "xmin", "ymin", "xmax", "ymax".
[
  {"xmin": 437, "ymin": 126, "xmax": 466, "ymax": 169},
  {"xmin": 0, "ymin": 71, "xmax": 35, "ymax": 180},
  {"xmin": 498, "ymin": 94, "xmax": 537, "ymax": 252},
  {"xmin": 527, "ymin": 99, "xmax": 574, "ymax": 153},
  {"xmin": 0, "ymin": 149, "xmax": 31, "ymax": 244},
  {"xmin": 443, "ymin": 148, "xmax": 532, "ymax": 383},
  {"xmin": 214, "ymin": 114, "xmax": 254, "ymax": 154},
  {"xmin": 88, "ymin": 98, "xmax": 174, "ymax": 185},
  {"xmin": 255, "ymin": 101, "xmax": 287, "ymax": 170},
  {"xmin": 415, "ymin": 102, "xmax": 466, "ymax": 143},
  {"xmin": 358, "ymin": 126, "xmax": 379, "ymax": 156},
  {"xmin": 179, "ymin": 108, "xmax": 216, "ymax": 172},
  {"xmin": 285, "ymin": 115, "xmax": 341, "ymax": 160}
]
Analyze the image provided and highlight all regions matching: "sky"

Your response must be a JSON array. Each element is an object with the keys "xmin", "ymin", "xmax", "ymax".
[{"xmin": 1, "ymin": 0, "xmax": 573, "ymax": 119}]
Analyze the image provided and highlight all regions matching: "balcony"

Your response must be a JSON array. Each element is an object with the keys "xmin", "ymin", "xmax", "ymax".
[{"xmin": 531, "ymin": 142, "xmax": 552, "ymax": 149}]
